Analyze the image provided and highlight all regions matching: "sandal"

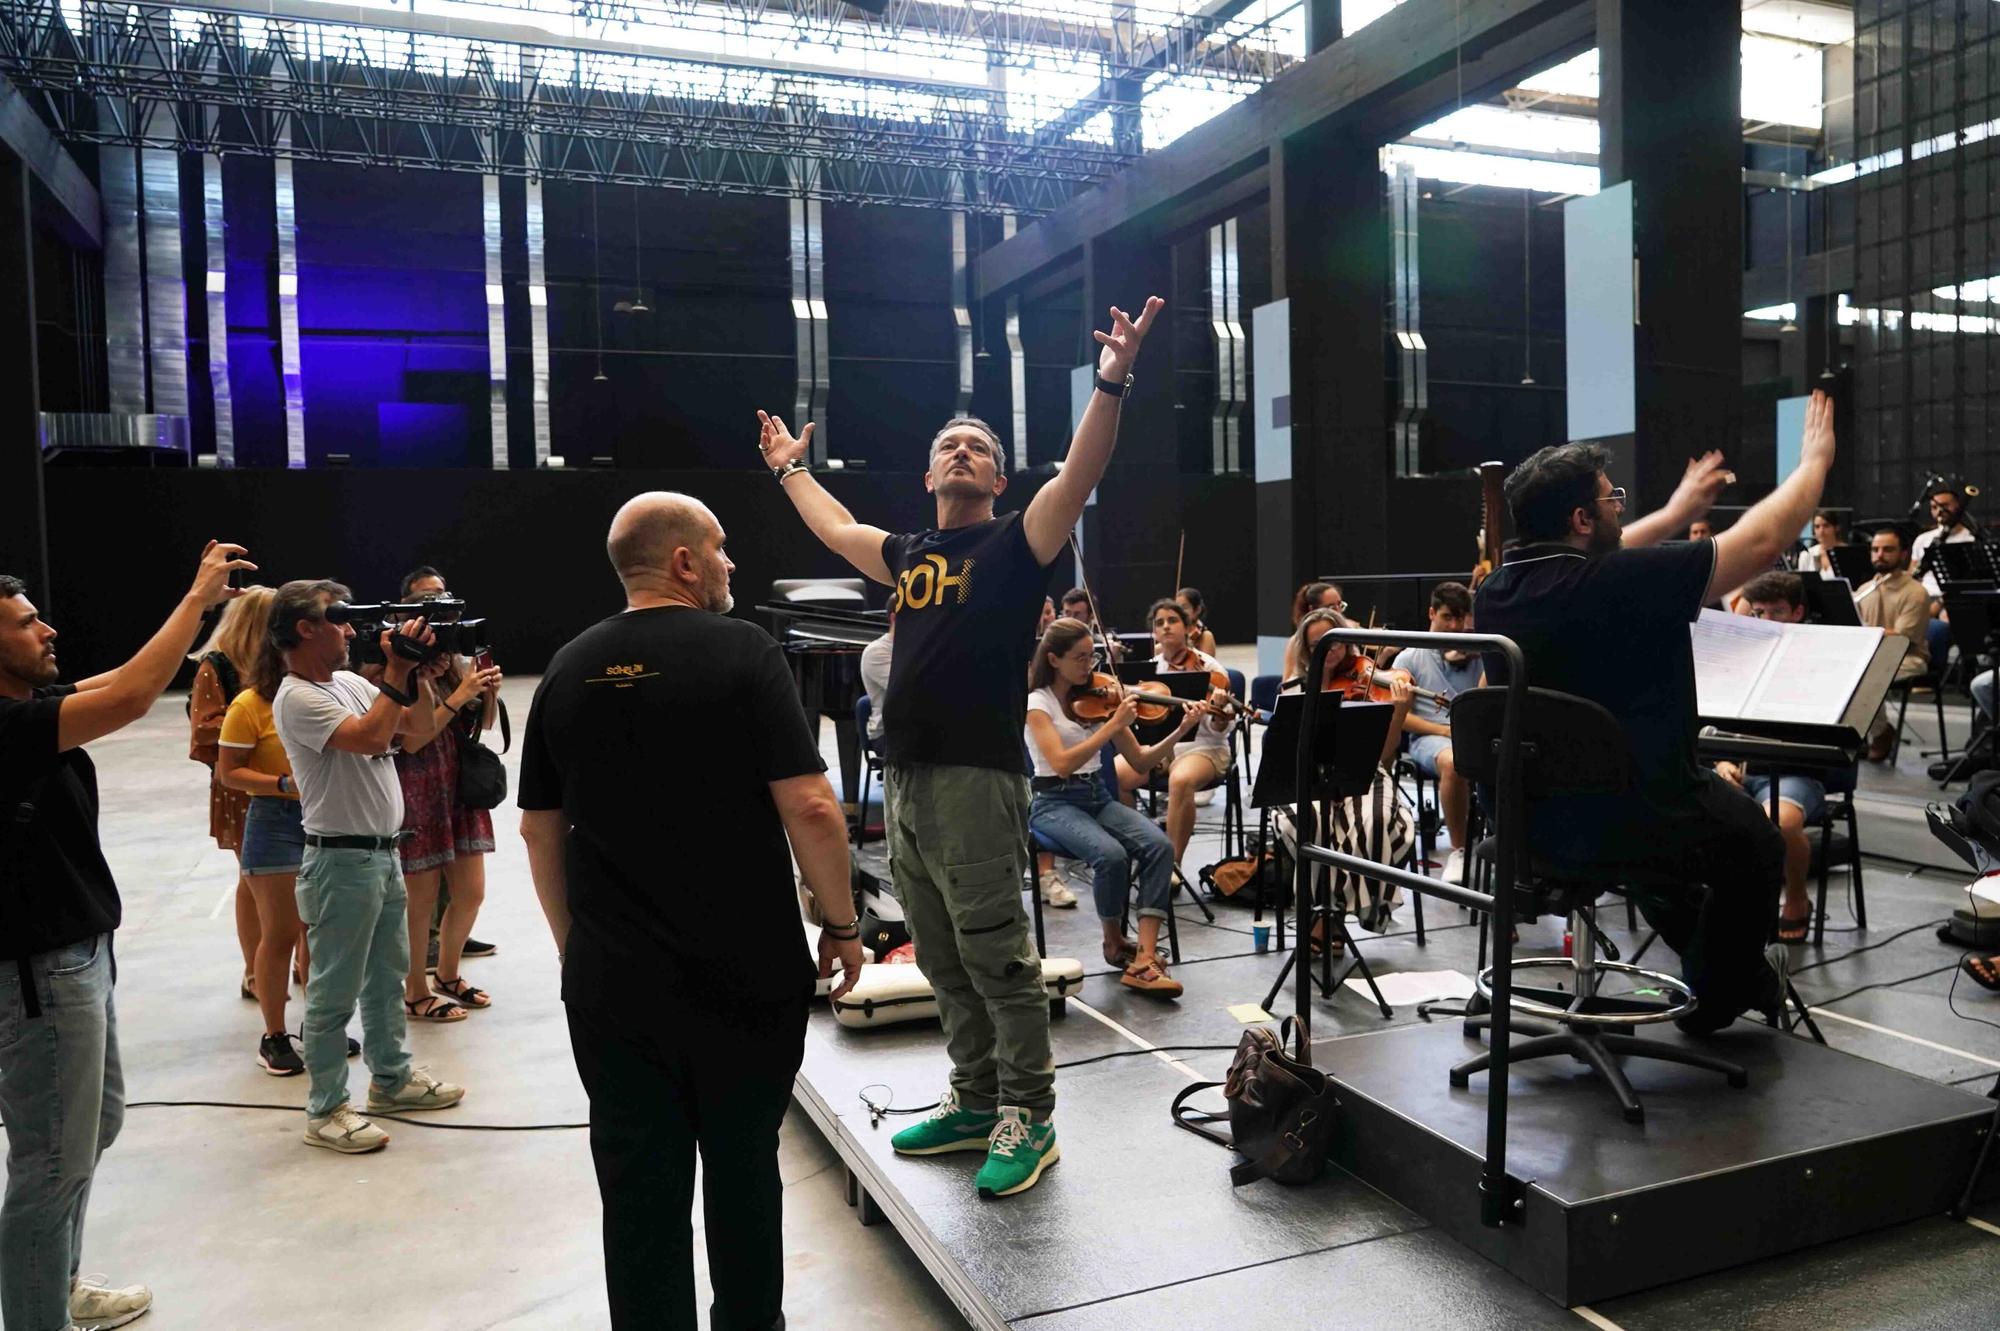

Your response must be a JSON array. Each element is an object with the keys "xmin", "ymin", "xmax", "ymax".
[
  {"xmin": 404, "ymin": 994, "xmax": 467, "ymax": 1022},
  {"xmin": 1963, "ymin": 956, "xmax": 2000, "ymax": 993},
  {"xmin": 1120, "ymin": 958, "xmax": 1184, "ymax": 999},
  {"xmin": 240, "ymin": 973, "xmax": 256, "ymax": 1001},
  {"xmin": 432, "ymin": 975, "xmax": 491, "ymax": 1009},
  {"xmin": 1103, "ymin": 939, "xmax": 1138, "ymax": 968},
  {"xmin": 1776, "ymin": 910, "xmax": 1811, "ymax": 945}
]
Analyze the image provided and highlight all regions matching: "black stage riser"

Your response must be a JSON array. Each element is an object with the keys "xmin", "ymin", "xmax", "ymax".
[{"xmin": 1316, "ymin": 1022, "xmax": 2000, "ymax": 1307}]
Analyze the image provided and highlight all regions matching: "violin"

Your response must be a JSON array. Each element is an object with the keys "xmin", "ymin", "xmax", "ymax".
[
  {"xmin": 1326, "ymin": 653, "xmax": 1452, "ymax": 712},
  {"xmin": 1064, "ymin": 672, "xmax": 1200, "ymax": 726}
]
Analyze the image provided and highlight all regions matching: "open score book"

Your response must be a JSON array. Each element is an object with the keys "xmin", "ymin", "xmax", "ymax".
[{"xmin": 1691, "ymin": 609, "xmax": 1890, "ymax": 726}]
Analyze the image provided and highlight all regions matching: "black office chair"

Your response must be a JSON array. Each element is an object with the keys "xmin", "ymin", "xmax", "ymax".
[{"xmin": 1449, "ymin": 686, "xmax": 1749, "ymax": 1125}]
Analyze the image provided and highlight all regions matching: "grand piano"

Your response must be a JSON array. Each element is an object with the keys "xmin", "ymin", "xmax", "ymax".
[{"xmin": 760, "ymin": 592, "xmax": 888, "ymax": 822}]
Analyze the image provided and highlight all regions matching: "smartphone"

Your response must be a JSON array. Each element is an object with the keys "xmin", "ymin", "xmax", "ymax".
[{"xmin": 474, "ymin": 650, "xmax": 495, "ymax": 673}]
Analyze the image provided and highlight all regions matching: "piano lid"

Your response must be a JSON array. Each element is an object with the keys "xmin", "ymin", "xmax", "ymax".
[{"xmin": 759, "ymin": 601, "xmax": 889, "ymax": 649}]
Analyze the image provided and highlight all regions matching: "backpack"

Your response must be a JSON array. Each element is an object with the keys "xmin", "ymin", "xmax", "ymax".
[
  {"xmin": 1199, "ymin": 835, "xmax": 1293, "ymax": 911},
  {"xmin": 1170, "ymin": 1017, "xmax": 1342, "ymax": 1187}
]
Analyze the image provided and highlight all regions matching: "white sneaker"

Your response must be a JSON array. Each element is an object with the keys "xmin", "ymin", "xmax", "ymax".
[
  {"xmin": 1194, "ymin": 788, "xmax": 1216, "ymax": 806},
  {"xmin": 304, "ymin": 1106, "xmax": 389, "ymax": 1154},
  {"xmin": 70, "ymin": 1274, "xmax": 152, "ymax": 1329},
  {"xmin": 367, "ymin": 1067, "xmax": 466, "ymax": 1114},
  {"xmin": 1040, "ymin": 875, "xmax": 1079, "ymax": 908},
  {"xmin": 1442, "ymin": 849, "xmax": 1466, "ymax": 885}
]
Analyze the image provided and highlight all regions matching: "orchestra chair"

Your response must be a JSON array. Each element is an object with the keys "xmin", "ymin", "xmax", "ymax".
[
  {"xmin": 1027, "ymin": 749, "xmax": 1187, "ymax": 973},
  {"xmin": 1888, "ymin": 668, "xmax": 1951, "ymax": 764},
  {"xmin": 1249, "ymin": 673, "xmax": 1280, "ymax": 718},
  {"xmin": 1394, "ymin": 742, "xmax": 1442, "ymax": 874},
  {"xmin": 1137, "ymin": 667, "xmax": 1248, "ymax": 859},
  {"xmin": 1451, "ymin": 686, "xmax": 1749, "ymax": 1126},
  {"xmin": 852, "ymin": 694, "xmax": 886, "ymax": 846},
  {"xmin": 1807, "ymin": 764, "xmax": 1867, "ymax": 947}
]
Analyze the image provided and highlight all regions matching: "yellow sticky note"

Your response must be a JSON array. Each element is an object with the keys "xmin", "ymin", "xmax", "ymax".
[{"xmin": 1227, "ymin": 1003, "xmax": 1274, "ymax": 1024}]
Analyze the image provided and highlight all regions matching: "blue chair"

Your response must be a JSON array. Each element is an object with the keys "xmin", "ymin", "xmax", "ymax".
[
  {"xmin": 853, "ymin": 694, "xmax": 885, "ymax": 846},
  {"xmin": 1249, "ymin": 673, "xmax": 1280, "ymax": 718}
]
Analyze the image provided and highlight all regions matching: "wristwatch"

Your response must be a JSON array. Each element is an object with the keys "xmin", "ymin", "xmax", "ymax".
[
  {"xmin": 1095, "ymin": 372, "xmax": 1134, "ymax": 399},
  {"xmin": 772, "ymin": 458, "xmax": 811, "ymax": 482},
  {"xmin": 276, "ymin": 773, "xmax": 290, "ymax": 795}
]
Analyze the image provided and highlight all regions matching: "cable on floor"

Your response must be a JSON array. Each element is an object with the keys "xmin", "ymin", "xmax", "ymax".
[{"xmin": 859, "ymin": 1043, "xmax": 1243, "ymax": 1127}]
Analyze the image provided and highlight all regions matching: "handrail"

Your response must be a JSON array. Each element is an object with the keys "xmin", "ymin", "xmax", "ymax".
[{"xmin": 1290, "ymin": 626, "xmax": 1528, "ymax": 1230}]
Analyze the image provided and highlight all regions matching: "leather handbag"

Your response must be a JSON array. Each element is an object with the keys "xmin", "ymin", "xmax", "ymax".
[
  {"xmin": 1170, "ymin": 1017, "xmax": 1341, "ymax": 1187},
  {"xmin": 455, "ymin": 700, "xmax": 510, "ymax": 811}
]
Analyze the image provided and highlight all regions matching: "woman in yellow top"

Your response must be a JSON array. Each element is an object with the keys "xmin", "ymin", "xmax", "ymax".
[
  {"xmin": 187, "ymin": 586, "xmax": 273, "ymax": 999},
  {"xmin": 218, "ymin": 670, "xmax": 312, "ymax": 1076}
]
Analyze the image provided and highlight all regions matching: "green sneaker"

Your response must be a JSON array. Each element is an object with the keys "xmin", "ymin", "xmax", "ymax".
[
  {"xmin": 975, "ymin": 1107, "xmax": 1059, "ymax": 1198},
  {"xmin": 890, "ymin": 1089, "xmax": 999, "ymax": 1156}
]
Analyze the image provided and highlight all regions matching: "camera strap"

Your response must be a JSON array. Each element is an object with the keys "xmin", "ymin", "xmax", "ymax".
[{"xmin": 4, "ymin": 770, "xmax": 57, "ymax": 1020}]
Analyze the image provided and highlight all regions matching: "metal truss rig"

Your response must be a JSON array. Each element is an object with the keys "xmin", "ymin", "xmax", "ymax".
[{"xmin": 0, "ymin": 0, "xmax": 1282, "ymax": 212}]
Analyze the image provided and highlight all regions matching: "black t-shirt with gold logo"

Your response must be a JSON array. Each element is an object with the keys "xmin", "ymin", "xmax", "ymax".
[
  {"xmin": 880, "ymin": 511, "xmax": 1055, "ymax": 773},
  {"xmin": 517, "ymin": 607, "xmax": 826, "ymax": 1007}
]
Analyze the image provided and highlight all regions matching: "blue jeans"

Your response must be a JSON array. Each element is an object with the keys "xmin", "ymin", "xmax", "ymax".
[
  {"xmin": 1029, "ymin": 781, "xmax": 1175, "ymax": 921},
  {"xmin": 0, "ymin": 934, "xmax": 123, "ymax": 1331},
  {"xmin": 295, "ymin": 847, "xmax": 413, "ymax": 1117}
]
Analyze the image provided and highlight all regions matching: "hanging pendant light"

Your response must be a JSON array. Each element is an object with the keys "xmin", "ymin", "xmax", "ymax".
[{"xmin": 628, "ymin": 183, "xmax": 650, "ymax": 315}]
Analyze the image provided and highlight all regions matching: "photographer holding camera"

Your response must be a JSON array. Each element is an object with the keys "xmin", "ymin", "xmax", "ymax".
[
  {"xmin": 3, "ymin": 540, "xmax": 252, "ymax": 1331},
  {"xmin": 393, "ymin": 566, "xmax": 503, "ymax": 1021},
  {"xmin": 266, "ymin": 579, "xmax": 468, "ymax": 1154}
]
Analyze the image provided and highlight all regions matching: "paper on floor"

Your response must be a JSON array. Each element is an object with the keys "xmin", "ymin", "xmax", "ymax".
[{"xmin": 1342, "ymin": 969, "xmax": 1477, "ymax": 1006}]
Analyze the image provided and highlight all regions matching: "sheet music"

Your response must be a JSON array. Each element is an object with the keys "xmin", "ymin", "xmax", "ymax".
[
  {"xmin": 1692, "ymin": 611, "xmax": 1782, "ymax": 718},
  {"xmin": 1740, "ymin": 622, "xmax": 1882, "ymax": 724},
  {"xmin": 1691, "ymin": 609, "xmax": 1883, "ymax": 724}
]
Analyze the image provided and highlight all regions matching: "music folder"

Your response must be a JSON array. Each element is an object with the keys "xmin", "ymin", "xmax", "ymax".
[{"xmin": 1691, "ymin": 609, "xmax": 1907, "ymax": 747}]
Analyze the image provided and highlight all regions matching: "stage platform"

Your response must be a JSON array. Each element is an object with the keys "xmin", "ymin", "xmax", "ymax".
[{"xmin": 790, "ymin": 875, "xmax": 2000, "ymax": 1329}]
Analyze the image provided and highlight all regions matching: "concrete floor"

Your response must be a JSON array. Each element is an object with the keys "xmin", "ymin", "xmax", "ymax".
[
  {"xmin": 39, "ymin": 660, "xmax": 2000, "ymax": 1330},
  {"xmin": 62, "ymin": 687, "xmax": 965, "ymax": 1331}
]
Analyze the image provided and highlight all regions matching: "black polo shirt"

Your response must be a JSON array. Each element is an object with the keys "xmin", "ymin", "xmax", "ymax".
[
  {"xmin": 1474, "ymin": 539, "xmax": 1717, "ymax": 858},
  {"xmin": 0, "ymin": 686, "xmax": 121, "ymax": 961}
]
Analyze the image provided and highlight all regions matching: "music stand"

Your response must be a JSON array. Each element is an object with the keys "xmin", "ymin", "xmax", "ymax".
[
  {"xmin": 1251, "ymin": 692, "xmax": 1398, "ymax": 1017},
  {"xmin": 1940, "ymin": 589, "xmax": 2000, "ymax": 783},
  {"xmin": 1936, "ymin": 540, "xmax": 2000, "ymax": 588},
  {"xmin": 1800, "ymin": 575, "xmax": 1861, "ymax": 627},
  {"xmin": 1826, "ymin": 544, "xmax": 1872, "ymax": 586}
]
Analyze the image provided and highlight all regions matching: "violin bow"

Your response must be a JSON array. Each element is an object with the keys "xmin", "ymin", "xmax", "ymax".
[{"xmin": 1067, "ymin": 532, "xmax": 1117, "ymax": 667}]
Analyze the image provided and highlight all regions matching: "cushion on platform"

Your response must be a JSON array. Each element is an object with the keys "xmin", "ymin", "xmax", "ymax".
[{"xmin": 832, "ymin": 957, "xmax": 1084, "ymax": 1028}]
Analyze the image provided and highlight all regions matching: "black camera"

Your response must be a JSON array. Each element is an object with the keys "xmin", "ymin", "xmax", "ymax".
[{"xmin": 328, "ymin": 597, "xmax": 492, "ymax": 666}]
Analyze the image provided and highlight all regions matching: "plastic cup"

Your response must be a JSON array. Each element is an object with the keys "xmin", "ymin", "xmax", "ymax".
[{"xmin": 1252, "ymin": 922, "xmax": 1271, "ymax": 953}]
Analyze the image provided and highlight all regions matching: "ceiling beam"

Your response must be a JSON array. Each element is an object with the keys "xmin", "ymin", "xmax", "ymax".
[
  {"xmin": 976, "ymin": 0, "xmax": 1593, "ymax": 301},
  {"xmin": 0, "ymin": 72, "xmax": 99, "ymax": 249}
]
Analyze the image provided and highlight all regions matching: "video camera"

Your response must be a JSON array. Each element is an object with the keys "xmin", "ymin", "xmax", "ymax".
[{"xmin": 327, "ymin": 596, "xmax": 492, "ymax": 666}]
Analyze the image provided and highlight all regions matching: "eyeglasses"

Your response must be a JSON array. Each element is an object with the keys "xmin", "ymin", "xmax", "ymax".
[{"xmin": 1594, "ymin": 487, "xmax": 1628, "ymax": 507}]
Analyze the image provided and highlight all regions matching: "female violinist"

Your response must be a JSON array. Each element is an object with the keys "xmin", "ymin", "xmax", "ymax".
[
  {"xmin": 1175, "ymin": 586, "xmax": 1219, "ymax": 656},
  {"xmin": 1025, "ymin": 619, "xmax": 1208, "ymax": 996},
  {"xmin": 1276, "ymin": 608, "xmax": 1419, "ymax": 952},
  {"xmin": 1283, "ymin": 581, "xmax": 1346, "ymax": 679},
  {"xmin": 1115, "ymin": 598, "xmax": 1238, "ymax": 871}
]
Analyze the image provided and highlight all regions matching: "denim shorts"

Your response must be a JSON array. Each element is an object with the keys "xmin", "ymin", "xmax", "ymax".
[
  {"xmin": 1407, "ymin": 733, "xmax": 1452, "ymax": 777},
  {"xmin": 1741, "ymin": 773, "xmax": 1826, "ymax": 824},
  {"xmin": 240, "ymin": 796, "xmax": 305, "ymax": 875}
]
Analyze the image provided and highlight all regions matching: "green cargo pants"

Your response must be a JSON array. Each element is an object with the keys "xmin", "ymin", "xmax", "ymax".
[{"xmin": 882, "ymin": 760, "xmax": 1054, "ymax": 1117}]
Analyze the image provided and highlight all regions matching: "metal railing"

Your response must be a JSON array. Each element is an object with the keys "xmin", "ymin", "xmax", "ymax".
[{"xmin": 1288, "ymin": 625, "xmax": 1529, "ymax": 1229}]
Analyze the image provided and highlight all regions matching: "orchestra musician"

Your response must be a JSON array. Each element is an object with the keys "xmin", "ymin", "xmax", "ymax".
[
  {"xmin": 1391, "ymin": 582, "xmax": 1481, "ymax": 884},
  {"xmin": 1716, "ymin": 572, "xmax": 1827, "ymax": 944},
  {"xmin": 1116, "ymin": 598, "xmax": 1236, "ymax": 870},
  {"xmin": 1911, "ymin": 476, "xmax": 1979, "ymax": 670},
  {"xmin": 1853, "ymin": 525, "xmax": 1930, "ymax": 762},
  {"xmin": 1276, "ymin": 609, "xmax": 1417, "ymax": 950},
  {"xmin": 757, "ymin": 293, "xmax": 1166, "ymax": 1201},
  {"xmin": 1060, "ymin": 587, "xmax": 1125, "ymax": 663},
  {"xmin": 1024, "ymin": 618, "xmax": 1209, "ymax": 998},
  {"xmin": 1175, "ymin": 587, "xmax": 1219, "ymax": 656},
  {"xmin": 1797, "ymin": 510, "xmax": 1845, "ymax": 576},
  {"xmin": 1472, "ymin": 392, "xmax": 1835, "ymax": 1035},
  {"xmin": 1284, "ymin": 582, "xmax": 1345, "ymax": 680}
]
